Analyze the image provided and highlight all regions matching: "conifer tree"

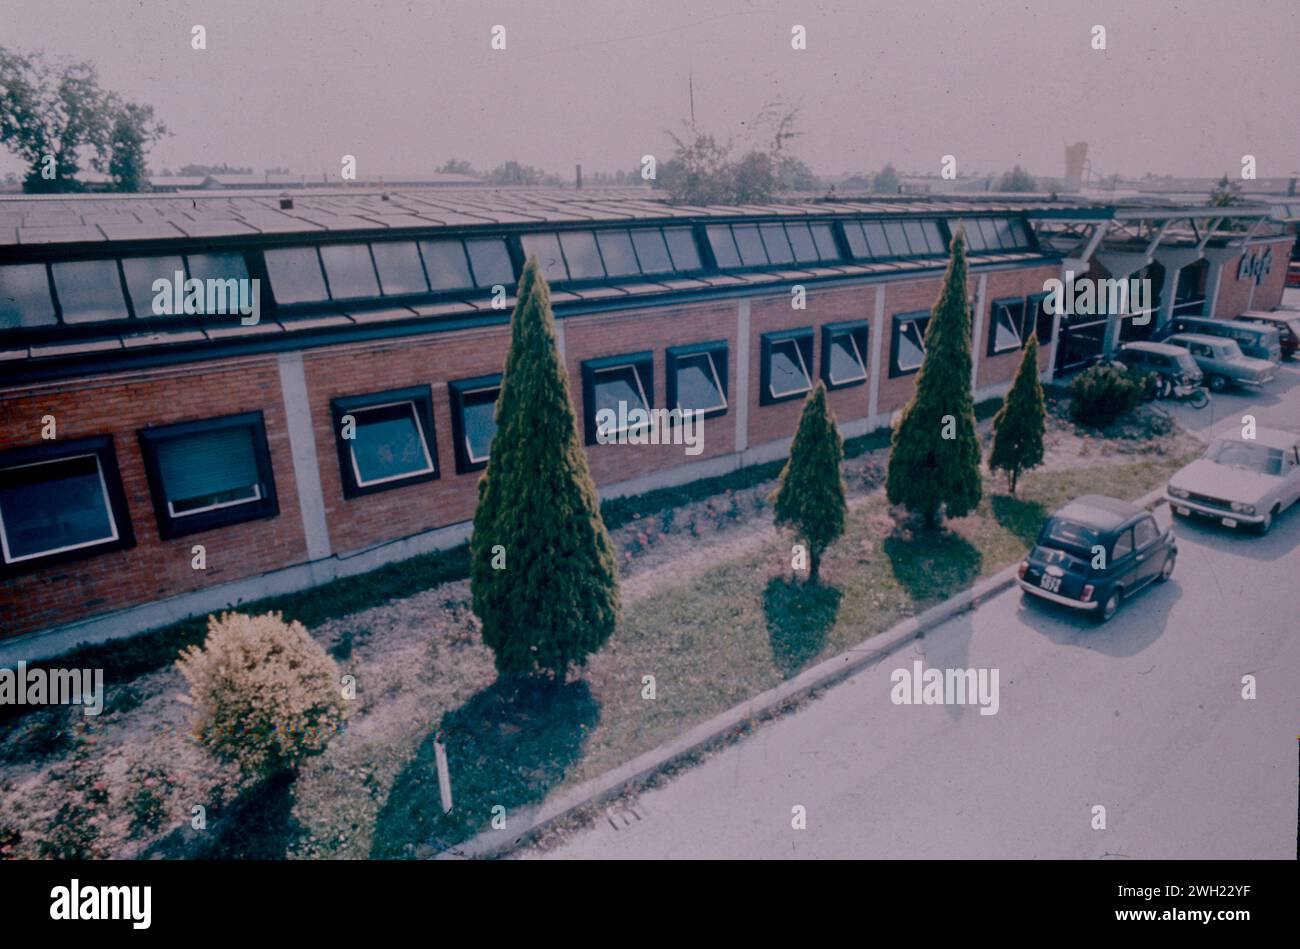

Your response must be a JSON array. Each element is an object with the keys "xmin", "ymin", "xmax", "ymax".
[
  {"xmin": 988, "ymin": 333, "xmax": 1046, "ymax": 496},
  {"xmin": 772, "ymin": 382, "xmax": 847, "ymax": 584},
  {"xmin": 470, "ymin": 257, "xmax": 620, "ymax": 681},
  {"xmin": 885, "ymin": 228, "xmax": 982, "ymax": 527}
]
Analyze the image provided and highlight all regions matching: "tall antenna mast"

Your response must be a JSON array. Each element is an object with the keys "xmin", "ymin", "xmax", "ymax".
[{"xmin": 688, "ymin": 56, "xmax": 697, "ymax": 130}]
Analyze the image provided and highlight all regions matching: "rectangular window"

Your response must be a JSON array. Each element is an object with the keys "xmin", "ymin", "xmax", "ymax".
[
  {"xmin": 0, "ymin": 437, "xmax": 133, "ymax": 572},
  {"xmin": 784, "ymin": 223, "xmax": 819, "ymax": 262},
  {"xmin": 667, "ymin": 342, "xmax": 728, "ymax": 417},
  {"xmin": 822, "ymin": 321, "xmax": 870, "ymax": 389},
  {"xmin": 330, "ymin": 387, "xmax": 438, "ymax": 498},
  {"xmin": 320, "ymin": 243, "xmax": 380, "ymax": 300},
  {"xmin": 596, "ymin": 230, "xmax": 640, "ymax": 276},
  {"xmin": 520, "ymin": 233, "xmax": 567, "ymax": 282},
  {"xmin": 464, "ymin": 238, "xmax": 515, "ymax": 287},
  {"xmin": 988, "ymin": 298, "xmax": 1027, "ymax": 355},
  {"xmin": 921, "ymin": 220, "xmax": 947, "ymax": 254},
  {"xmin": 558, "ymin": 231, "xmax": 604, "ymax": 280},
  {"xmin": 663, "ymin": 227, "xmax": 701, "ymax": 271},
  {"xmin": 952, "ymin": 220, "xmax": 987, "ymax": 251},
  {"xmin": 265, "ymin": 246, "xmax": 329, "ymax": 305},
  {"xmin": 809, "ymin": 222, "xmax": 839, "ymax": 261},
  {"xmin": 449, "ymin": 375, "xmax": 501, "ymax": 473},
  {"xmin": 419, "ymin": 239, "xmax": 473, "ymax": 291},
  {"xmin": 51, "ymin": 260, "xmax": 129, "ymax": 324},
  {"xmin": 903, "ymin": 221, "xmax": 928, "ymax": 256},
  {"xmin": 631, "ymin": 228, "xmax": 673, "ymax": 273},
  {"xmin": 706, "ymin": 225, "xmax": 742, "ymax": 269},
  {"xmin": 581, "ymin": 352, "xmax": 654, "ymax": 445},
  {"xmin": 759, "ymin": 223, "xmax": 794, "ymax": 265},
  {"xmin": 859, "ymin": 221, "xmax": 889, "ymax": 257},
  {"xmin": 138, "ymin": 413, "xmax": 278, "ymax": 538},
  {"xmin": 891, "ymin": 312, "xmax": 931, "ymax": 376},
  {"xmin": 0, "ymin": 264, "xmax": 57, "ymax": 329},
  {"xmin": 842, "ymin": 221, "xmax": 870, "ymax": 259},
  {"xmin": 882, "ymin": 222, "xmax": 909, "ymax": 258},
  {"xmin": 731, "ymin": 225, "xmax": 768, "ymax": 266},
  {"xmin": 371, "ymin": 241, "xmax": 429, "ymax": 295},
  {"xmin": 760, "ymin": 329, "xmax": 814, "ymax": 404},
  {"xmin": 121, "ymin": 256, "xmax": 186, "ymax": 319},
  {"xmin": 186, "ymin": 252, "xmax": 249, "ymax": 285}
]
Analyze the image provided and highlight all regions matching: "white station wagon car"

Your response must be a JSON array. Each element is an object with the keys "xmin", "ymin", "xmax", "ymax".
[{"xmin": 1166, "ymin": 427, "xmax": 1300, "ymax": 534}]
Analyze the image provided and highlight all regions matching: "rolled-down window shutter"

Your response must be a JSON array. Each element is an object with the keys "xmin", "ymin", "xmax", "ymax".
[{"xmin": 156, "ymin": 427, "xmax": 258, "ymax": 502}]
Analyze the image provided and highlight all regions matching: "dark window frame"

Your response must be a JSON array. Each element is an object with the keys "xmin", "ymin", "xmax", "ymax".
[
  {"xmin": 821, "ymin": 320, "xmax": 870, "ymax": 390},
  {"xmin": 330, "ymin": 386, "xmax": 439, "ymax": 499},
  {"xmin": 1028, "ymin": 291, "xmax": 1055, "ymax": 345},
  {"xmin": 987, "ymin": 296, "xmax": 1029, "ymax": 357},
  {"xmin": 448, "ymin": 374, "xmax": 502, "ymax": 474},
  {"xmin": 0, "ymin": 435, "xmax": 135, "ymax": 576},
  {"xmin": 581, "ymin": 351, "xmax": 654, "ymax": 446},
  {"xmin": 138, "ymin": 411, "xmax": 279, "ymax": 539},
  {"xmin": 666, "ymin": 340, "xmax": 729, "ymax": 419},
  {"xmin": 890, "ymin": 311, "xmax": 931, "ymax": 378},
  {"xmin": 759, "ymin": 328, "xmax": 815, "ymax": 405}
]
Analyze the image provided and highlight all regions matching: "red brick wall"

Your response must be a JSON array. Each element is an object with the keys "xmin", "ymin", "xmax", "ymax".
[
  {"xmin": 1216, "ymin": 238, "xmax": 1292, "ymax": 316},
  {"xmin": 977, "ymin": 267, "xmax": 1056, "ymax": 389},
  {"xmin": 0, "ymin": 359, "xmax": 307, "ymax": 638}
]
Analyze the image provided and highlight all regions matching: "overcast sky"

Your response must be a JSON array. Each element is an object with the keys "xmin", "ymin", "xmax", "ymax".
[{"xmin": 1, "ymin": 0, "xmax": 1297, "ymax": 183}]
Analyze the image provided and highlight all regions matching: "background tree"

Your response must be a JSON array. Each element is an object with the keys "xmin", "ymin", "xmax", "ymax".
[
  {"xmin": 437, "ymin": 157, "xmax": 477, "ymax": 176},
  {"xmin": 772, "ymin": 382, "xmax": 847, "ymax": 584},
  {"xmin": 872, "ymin": 163, "xmax": 900, "ymax": 194},
  {"xmin": 988, "ymin": 334, "xmax": 1046, "ymax": 495},
  {"xmin": 997, "ymin": 164, "xmax": 1037, "ymax": 192},
  {"xmin": 106, "ymin": 100, "xmax": 165, "ymax": 192},
  {"xmin": 885, "ymin": 229, "xmax": 983, "ymax": 527},
  {"xmin": 471, "ymin": 257, "xmax": 620, "ymax": 682}
]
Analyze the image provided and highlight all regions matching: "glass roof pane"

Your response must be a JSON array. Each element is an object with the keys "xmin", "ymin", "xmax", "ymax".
[
  {"xmin": 922, "ymin": 221, "xmax": 946, "ymax": 254},
  {"xmin": 51, "ymin": 260, "xmax": 129, "ymax": 323},
  {"xmin": 371, "ymin": 241, "xmax": 429, "ymax": 295},
  {"xmin": 520, "ymin": 233, "xmax": 566, "ymax": 282},
  {"xmin": 842, "ymin": 221, "xmax": 869, "ymax": 258},
  {"xmin": 596, "ymin": 230, "xmax": 639, "ymax": 276},
  {"xmin": 187, "ymin": 252, "xmax": 248, "ymax": 284},
  {"xmin": 465, "ymin": 238, "xmax": 515, "ymax": 287},
  {"xmin": 320, "ymin": 243, "xmax": 380, "ymax": 299},
  {"xmin": 0, "ymin": 264, "xmax": 57, "ymax": 328},
  {"xmin": 706, "ymin": 226, "xmax": 741, "ymax": 268},
  {"xmin": 809, "ymin": 223, "xmax": 838, "ymax": 260},
  {"xmin": 732, "ymin": 225, "xmax": 768, "ymax": 266},
  {"xmin": 630, "ymin": 228, "xmax": 673, "ymax": 273},
  {"xmin": 419, "ymin": 239, "xmax": 473, "ymax": 290},
  {"xmin": 558, "ymin": 231, "xmax": 604, "ymax": 279},
  {"xmin": 903, "ymin": 221, "xmax": 928, "ymax": 255},
  {"xmin": 953, "ymin": 219, "xmax": 986, "ymax": 250},
  {"xmin": 882, "ymin": 221, "xmax": 909, "ymax": 257},
  {"xmin": 759, "ymin": 223, "xmax": 794, "ymax": 264},
  {"xmin": 785, "ymin": 222, "xmax": 818, "ymax": 262},
  {"xmin": 978, "ymin": 218, "xmax": 1001, "ymax": 249},
  {"xmin": 265, "ymin": 246, "xmax": 328, "ymax": 304},
  {"xmin": 861, "ymin": 221, "xmax": 890, "ymax": 257},
  {"xmin": 122, "ymin": 256, "xmax": 185, "ymax": 318},
  {"xmin": 663, "ymin": 227, "xmax": 702, "ymax": 270}
]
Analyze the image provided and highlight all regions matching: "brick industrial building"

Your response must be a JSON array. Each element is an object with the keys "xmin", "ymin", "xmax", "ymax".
[{"xmin": 1, "ymin": 187, "xmax": 1295, "ymax": 658}]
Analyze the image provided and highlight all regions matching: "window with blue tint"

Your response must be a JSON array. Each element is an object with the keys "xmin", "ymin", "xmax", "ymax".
[
  {"xmin": 419, "ymin": 239, "xmax": 473, "ymax": 290},
  {"xmin": 861, "ymin": 221, "xmax": 890, "ymax": 257},
  {"xmin": 978, "ymin": 218, "xmax": 1002, "ymax": 250},
  {"xmin": 320, "ymin": 243, "xmax": 380, "ymax": 300},
  {"xmin": 558, "ymin": 231, "xmax": 604, "ymax": 279},
  {"xmin": 138, "ymin": 413, "xmax": 278, "ymax": 538},
  {"xmin": 903, "ymin": 221, "xmax": 928, "ymax": 255},
  {"xmin": 667, "ymin": 342, "xmax": 728, "ymax": 416},
  {"xmin": 891, "ymin": 312, "xmax": 931, "ymax": 376},
  {"xmin": 731, "ymin": 225, "xmax": 768, "ymax": 266},
  {"xmin": 922, "ymin": 220, "xmax": 947, "ymax": 254},
  {"xmin": 265, "ymin": 246, "xmax": 328, "ymax": 304},
  {"xmin": 810, "ymin": 223, "xmax": 838, "ymax": 260},
  {"xmin": 630, "ymin": 228, "xmax": 673, "ymax": 273},
  {"xmin": 371, "ymin": 241, "xmax": 428, "ymax": 295},
  {"xmin": 706, "ymin": 226, "xmax": 741, "ymax": 268},
  {"xmin": 449, "ymin": 375, "xmax": 501, "ymax": 472},
  {"xmin": 952, "ymin": 219, "xmax": 987, "ymax": 251},
  {"xmin": 1009, "ymin": 220, "xmax": 1031, "ymax": 248},
  {"xmin": 988, "ymin": 299, "xmax": 1026, "ymax": 355},
  {"xmin": 121, "ymin": 256, "xmax": 185, "ymax": 318},
  {"xmin": 520, "ymin": 233, "xmax": 566, "ymax": 282},
  {"xmin": 822, "ymin": 321, "xmax": 869, "ymax": 388},
  {"xmin": 186, "ymin": 252, "xmax": 248, "ymax": 284},
  {"xmin": 464, "ymin": 238, "xmax": 515, "ymax": 287},
  {"xmin": 760, "ymin": 330, "xmax": 814, "ymax": 404},
  {"xmin": 0, "ymin": 264, "xmax": 57, "ymax": 329},
  {"xmin": 882, "ymin": 221, "xmax": 909, "ymax": 257},
  {"xmin": 785, "ymin": 222, "xmax": 818, "ymax": 262},
  {"xmin": 596, "ymin": 230, "xmax": 639, "ymax": 276},
  {"xmin": 51, "ymin": 260, "xmax": 129, "ymax": 324},
  {"xmin": 842, "ymin": 221, "xmax": 869, "ymax": 258},
  {"xmin": 330, "ymin": 387, "xmax": 437, "ymax": 497},
  {"xmin": 581, "ymin": 352, "xmax": 654, "ymax": 444},
  {"xmin": 759, "ymin": 223, "xmax": 794, "ymax": 264},
  {"xmin": 663, "ymin": 227, "xmax": 701, "ymax": 270}
]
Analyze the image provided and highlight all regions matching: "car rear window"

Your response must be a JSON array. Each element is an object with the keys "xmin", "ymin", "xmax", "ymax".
[{"xmin": 1040, "ymin": 518, "xmax": 1102, "ymax": 557}]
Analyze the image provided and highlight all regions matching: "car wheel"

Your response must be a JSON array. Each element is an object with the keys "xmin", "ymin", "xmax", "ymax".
[
  {"xmin": 1208, "ymin": 374, "xmax": 1229, "ymax": 392},
  {"xmin": 1158, "ymin": 551, "xmax": 1176, "ymax": 581},
  {"xmin": 1254, "ymin": 508, "xmax": 1276, "ymax": 536},
  {"xmin": 1097, "ymin": 589, "xmax": 1121, "ymax": 622}
]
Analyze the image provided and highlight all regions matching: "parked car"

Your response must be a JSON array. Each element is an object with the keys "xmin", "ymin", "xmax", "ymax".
[
  {"xmin": 1157, "ymin": 315, "xmax": 1282, "ymax": 363},
  {"xmin": 1166, "ymin": 428, "xmax": 1300, "ymax": 535},
  {"xmin": 1018, "ymin": 495, "xmax": 1176, "ymax": 622},
  {"xmin": 1161, "ymin": 333, "xmax": 1276, "ymax": 391},
  {"xmin": 1113, "ymin": 341, "xmax": 1205, "ymax": 399},
  {"xmin": 1234, "ymin": 311, "xmax": 1300, "ymax": 359}
]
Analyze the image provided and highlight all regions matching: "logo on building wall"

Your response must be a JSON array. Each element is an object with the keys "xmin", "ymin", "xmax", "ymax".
[{"xmin": 1237, "ymin": 247, "xmax": 1272, "ymax": 285}]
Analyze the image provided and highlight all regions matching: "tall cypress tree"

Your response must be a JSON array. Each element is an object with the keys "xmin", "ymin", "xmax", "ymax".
[
  {"xmin": 772, "ymin": 382, "xmax": 847, "ymax": 584},
  {"xmin": 885, "ymin": 228, "xmax": 982, "ymax": 527},
  {"xmin": 470, "ymin": 257, "xmax": 620, "ymax": 681},
  {"xmin": 988, "ymin": 333, "xmax": 1046, "ymax": 496}
]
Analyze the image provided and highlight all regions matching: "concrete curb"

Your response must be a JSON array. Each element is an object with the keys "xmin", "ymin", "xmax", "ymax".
[{"xmin": 441, "ymin": 483, "xmax": 1172, "ymax": 859}]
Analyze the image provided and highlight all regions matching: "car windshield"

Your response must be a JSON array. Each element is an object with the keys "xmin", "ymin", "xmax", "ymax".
[
  {"xmin": 1205, "ymin": 438, "xmax": 1285, "ymax": 476},
  {"xmin": 1040, "ymin": 518, "xmax": 1102, "ymax": 558}
]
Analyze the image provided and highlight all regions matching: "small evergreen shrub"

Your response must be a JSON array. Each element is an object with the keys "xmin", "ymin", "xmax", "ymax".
[
  {"xmin": 176, "ymin": 611, "xmax": 348, "ymax": 782},
  {"xmin": 1069, "ymin": 363, "xmax": 1149, "ymax": 427}
]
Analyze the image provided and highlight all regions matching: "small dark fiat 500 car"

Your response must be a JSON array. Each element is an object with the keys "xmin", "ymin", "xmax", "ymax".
[{"xmin": 1018, "ymin": 495, "xmax": 1177, "ymax": 622}]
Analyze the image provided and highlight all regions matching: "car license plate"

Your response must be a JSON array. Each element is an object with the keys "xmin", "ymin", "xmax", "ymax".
[
  {"xmin": 1221, "ymin": 517, "xmax": 1237, "ymax": 528},
  {"xmin": 1038, "ymin": 574, "xmax": 1061, "ymax": 593},
  {"xmin": 1176, "ymin": 506, "xmax": 1190, "ymax": 516}
]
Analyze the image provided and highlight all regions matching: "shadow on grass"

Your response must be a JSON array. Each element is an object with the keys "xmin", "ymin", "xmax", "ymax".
[
  {"xmin": 991, "ymin": 494, "xmax": 1048, "ymax": 547},
  {"xmin": 763, "ymin": 577, "xmax": 843, "ymax": 679},
  {"xmin": 370, "ymin": 677, "xmax": 599, "ymax": 858},
  {"xmin": 883, "ymin": 526, "xmax": 983, "ymax": 607},
  {"xmin": 140, "ymin": 772, "xmax": 302, "ymax": 859}
]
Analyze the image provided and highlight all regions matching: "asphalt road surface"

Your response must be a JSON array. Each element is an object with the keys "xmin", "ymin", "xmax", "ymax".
[{"xmin": 537, "ymin": 360, "xmax": 1300, "ymax": 860}]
